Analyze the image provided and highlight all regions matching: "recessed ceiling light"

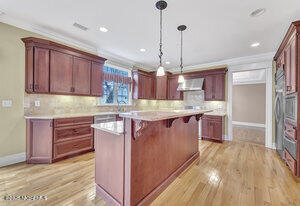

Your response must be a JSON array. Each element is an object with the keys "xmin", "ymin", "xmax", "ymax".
[
  {"xmin": 251, "ymin": 42, "xmax": 260, "ymax": 47},
  {"xmin": 250, "ymin": 8, "xmax": 266, "ymax": 17},
  {"xmin": 99, "ymin": 27, "xmax": 108, "ymax": 32},
  {"xmin": 140, "ymin": 48, "xmax": 146, "ymax": 52},
  {"xmin": 166, "ymin": 61, "xmax": 171, "ymax": 64}
]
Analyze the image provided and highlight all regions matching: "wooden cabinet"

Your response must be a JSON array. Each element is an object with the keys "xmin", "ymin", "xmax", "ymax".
[
  {"xmin": 284, "ymin": 34, "xmax": 297, "ymax": 94},
  {"xmin": 156, "ymin": 74, "xmax": 169, "ymax": 100},
  {"xmin": 204, "ymin": 73, "xmax": 225, "ymax": 101},
  {"xmin": 168, "ymin": 76, "xmax": 183, "ymax": 100},
  {"xmin": 202, "ymin": 115, "xmax": 224, "ymax": 142},
  {"xmin": 72, "ymin": 57, "xmax": 91, "ymax": 95},
  {"xmin": 25, "ymin": 47, "xmax": 50, "ymax": 93},
  {"xmin": 274, "ymin": 21, "xmax": 300, "ymax": 178},
  {"xmin": 132, "ymin": 70, "xmax": 156, "ymax": 100},
  {"xmin": 22, "ymin": 37, "xmax": 106, "ymax": 97},
  {"xmin": 33, "ymin": 47, "xmax": 50, "ymax": 93},
  {"xmin": 26, "ymin": 116, "xmax": 94, "ymax": 164},
  {"xmin": 91, "ymin": 62, "xmax": 104, "ymax": 96},
  {"xmin": 50, "ymin": 50, "xmax": 74, "ymax": 94}
]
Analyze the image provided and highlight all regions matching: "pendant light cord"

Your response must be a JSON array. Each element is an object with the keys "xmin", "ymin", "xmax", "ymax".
[
  {"xmin": 159, "ymin": 9, "xmax": 163, "ymax": 67},
  {"xmin": 180, "ymin": 30, "xmax": 183, "ymax": 74}
]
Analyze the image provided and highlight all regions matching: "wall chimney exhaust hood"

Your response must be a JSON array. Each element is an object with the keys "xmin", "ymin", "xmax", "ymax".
[{"xmin": 177, "ymin": 78, "xmax": 204, "ymax": 91}]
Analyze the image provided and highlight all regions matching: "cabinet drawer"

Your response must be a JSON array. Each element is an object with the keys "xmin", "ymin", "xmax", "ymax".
[
  {"xmin": 285, "ymin": 122, "xmax": 297, "ymax": 141},
  {"xmin": 54, "ymin": 124, "xmax": 93, "ymax": 143},
  {"xmin": 53, "ymin": 137, "xmax": 93, "ymax": 159},
  {"xmin": 284, "ymin": 149, "xmax": 297, "ymax": 175},
  {"xmin": 202, "ymin": 115, "xmax": 222, "ymax": 122},
  {"xmin": 54, "ymin": 116, "xmax": 93, "ymax": 127}
]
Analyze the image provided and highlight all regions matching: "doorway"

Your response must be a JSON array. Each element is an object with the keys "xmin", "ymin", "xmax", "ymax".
[{"xmin": 228, "ymin": 63, "xmax": 273, "ymax": 148}]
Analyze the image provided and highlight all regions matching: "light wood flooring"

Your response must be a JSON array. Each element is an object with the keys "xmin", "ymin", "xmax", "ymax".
[
  {"xmin": 232, "ymin": 125, "xmax": 266, "ymax": 145},
  {"xmin": 0, "ymin": 140, "xmax": 299, "ymax": 206}
]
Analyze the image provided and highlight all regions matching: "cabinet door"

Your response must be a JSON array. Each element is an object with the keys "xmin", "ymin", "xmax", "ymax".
[
  {"xmin": 138, "ymin": 75, "xmax": 145, "ymax": 99},
  {"xmin": 91, "ymin": 62, "xmax": 104, "ymax": 96},
  {"xmin": 214, "ymin": 74, "xmax": 225, "ymax": 100},
  {"xmin": 72, "ymin": 57, "xmax": 91, "ymax": 95},
  {"xmin": 205, "ymin": 74, "xmax": 225, "ymax": 101},
  {"xmin": 285, "ymin": 44, "xmax": 292, "ymax": 94},
  {"xmin": 211, "ymin": 121, "xmax": 222, "ymax": 140},
  {"xmin": 168, "ymin": 77, "xmax": 182, "ymax": 100},
  {"xmin": 149, "ymin": 77, "xmax": 156, "ymax": 99},
  {"xmin": 290, "ymin": 36, "xmax": 297, "ymax": 94},
  {"xmin": 50, "ymin": 50, "xmax": 73, "ymax": 94},
  {"xmin": 156, "ymin": 76, "xmax": 167, "ymax": 100},
  {"xmin": 34, "ymin": 47, "xmax": 50, "ymax": 93},
  {"xmin": 202, "ymin": 119, "xmax": 210, "ymax": 138},
  {"xmin": 204, "ymin": 75, "xmax": 214, "ymax": 100}
]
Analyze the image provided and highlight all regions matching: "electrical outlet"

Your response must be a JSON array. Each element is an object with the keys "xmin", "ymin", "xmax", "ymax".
[
  {"xmin": 34, "ymin": 101, "xmax": 40, "ymax": 107},
  {"xmin": 2, "ymin": 100, "xmax": 12, "ymax": 107}
]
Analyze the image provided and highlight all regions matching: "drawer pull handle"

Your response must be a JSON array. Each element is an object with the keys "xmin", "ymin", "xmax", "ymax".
[
  {"xmin": 73, "ymin": 144, "xmax": 79, "ymax": 148},
  {"xmin": 73, "ymin": 130, "xmax": 79, "ymax": 135}
]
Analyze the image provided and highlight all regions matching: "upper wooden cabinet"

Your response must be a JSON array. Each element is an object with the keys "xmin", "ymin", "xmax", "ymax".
[
  {"xmin": 274, "ymin": 21, "xmax": 300, "ymax": 95},
  {"xmin": 284, "ymin": 35, "xmax": 297, "ymax": 94},
  {"xmin": 168, "ymin": 76, "xmax": 183, "ymax": 100},
  {"xmin": 50, "ymin": 50, "xmax": 74, "ymax": 94},
  {"xmin": 156, "ymin": 75, "xmax": 168, "ymax": 100},
  {"xmin": 132, "ymin": 70, "xmax": 156, "ymax": 100},
  {"xmin": 204, "ymin": 73, "xmax": 226, "ymax": 101},
  {"xmin": 22, "ymin": 37, "xmax": 106, "ymax": 96},
  {"xmin": 72, "ymin": 57, "xmax": 91, "ymax": 95},
  {"xmin": 91, "ymin": 62, "xmax": 104, "ymax": 96}
]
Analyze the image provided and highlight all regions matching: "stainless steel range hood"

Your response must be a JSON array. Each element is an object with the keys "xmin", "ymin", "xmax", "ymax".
[{"xmin": 177, "ymin": 78, "xmax": 204, "ymax": 91}]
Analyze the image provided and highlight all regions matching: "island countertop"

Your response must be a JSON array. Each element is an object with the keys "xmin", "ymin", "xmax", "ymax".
[
  {"xmin": 91, "ymin": 121, "xmax": 124, "ymax": 135},
  {"xmin": 118, "ymin": 109, "xmax": 213, "ymax": 121}
]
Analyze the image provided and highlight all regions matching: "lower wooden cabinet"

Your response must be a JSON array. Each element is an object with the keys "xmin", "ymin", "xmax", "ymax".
[
  {"xmin": 202, "ymin": 115, "xmax": 224, "ymax": 142},
  {"xmin": 284, "ymin": 149, "xmax": 297, "ymax": 175},
  {"xmin": 26, "ymin": 116, "xmax": 94, "ymax": 164}
]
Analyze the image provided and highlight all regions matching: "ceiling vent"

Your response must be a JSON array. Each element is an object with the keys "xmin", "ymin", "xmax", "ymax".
[
  {"xmin": 250, "ymin": 8, "xmax": 266, "ymax": 17},
  {"xmin": 73, "ymin": 22, "xmax": 88, "ymax": 31}
]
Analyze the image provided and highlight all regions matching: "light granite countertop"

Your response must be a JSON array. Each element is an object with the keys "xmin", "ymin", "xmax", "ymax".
[
  {"xmin": 91, "ymin": 121, "xmax": 124, "ymax": 135},
  {"xmin": 24, "ymin": 112, "xmax": 118, "ymax": 119},
  {"xmin": 119, "ymin": 109, "xmax": 213, "ymax": 121},
  {"xmin": 204, "ymin": 110, "xmax": 227, "ymax": 117}
]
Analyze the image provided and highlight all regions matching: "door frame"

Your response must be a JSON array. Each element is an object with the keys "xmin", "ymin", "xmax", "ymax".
[{"xmin": 227, "ymin": 61, "xmax": 273, "ymax": 149}]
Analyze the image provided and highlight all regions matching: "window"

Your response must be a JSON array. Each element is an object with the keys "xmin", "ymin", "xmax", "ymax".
[{"xmin": 100, "ymin": 64, "xmax": 132, "ymax": 105}]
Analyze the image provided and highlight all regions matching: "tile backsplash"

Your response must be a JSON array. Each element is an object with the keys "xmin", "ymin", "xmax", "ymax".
[{"xmin": 24, "ymin": 91, "xmax": 226, "ymax": 116}]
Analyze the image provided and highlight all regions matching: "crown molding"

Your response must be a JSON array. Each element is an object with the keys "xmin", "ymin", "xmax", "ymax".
[{"xmin": 167, "ymin": 52, "xmax": 275, "ymax": 73}]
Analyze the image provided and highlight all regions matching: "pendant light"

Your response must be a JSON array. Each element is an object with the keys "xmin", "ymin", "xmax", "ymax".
[
  {"xmin": 178, "ymin": 25, "xmax": 187, "ymax": 83},
  {"xmin": 156, "ymin": 1, "xmax": 167, "ymax": 76}
]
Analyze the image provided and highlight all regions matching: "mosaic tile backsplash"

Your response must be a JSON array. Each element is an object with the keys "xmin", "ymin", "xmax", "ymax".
[{"xmin": 24, "ymin": 91, "xmax": 226, "ymax": 115}]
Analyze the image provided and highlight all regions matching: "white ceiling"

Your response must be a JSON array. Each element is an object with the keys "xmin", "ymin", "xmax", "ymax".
[{"xmin": 0, "ymin": 0, "xmax": 300, "ymax": 70}]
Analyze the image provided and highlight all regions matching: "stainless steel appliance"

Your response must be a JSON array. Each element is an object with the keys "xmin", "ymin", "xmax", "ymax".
[
  {"xmin": 274, "ymin": 66, "xmax": 285, "ymax": 159},
  {"xmin": 177, "ymin": 78, "xmax": 204, "ymax": 91},
  {"xmin": 285, "ymin": 93, "xmax": 297, "ymax": 123},
  {"xmin": 283, "ymin": 135, "xmax": 297, "ymax": 160}
]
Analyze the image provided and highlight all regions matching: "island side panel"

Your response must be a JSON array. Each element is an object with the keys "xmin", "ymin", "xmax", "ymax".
[
  {"xmin": 126, "ymin": 116, "xmax": 199, "ymax": 206},
  {"xmin": 94, "ymin": 129, "xmax": 124, "ymax": 205}
]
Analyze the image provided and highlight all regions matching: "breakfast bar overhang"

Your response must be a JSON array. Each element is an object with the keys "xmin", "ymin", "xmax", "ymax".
[{"xmin": 92, "ymin": 110, "xmax": 211, "ymax": 206}]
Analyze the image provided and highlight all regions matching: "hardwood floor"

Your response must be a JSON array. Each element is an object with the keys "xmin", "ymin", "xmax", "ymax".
[{"xmin": 0, "ymin": 140, "xmax": 299, "ymax": 206}]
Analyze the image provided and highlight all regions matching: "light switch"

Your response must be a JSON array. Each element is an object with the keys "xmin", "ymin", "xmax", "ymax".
[
  {"xmin": 34, "ymin": 101, "xmax": 40, "ymax": 107},
  {"xmin": 2, "ymin": 100, "xmax": 12, "ymax": 107}
]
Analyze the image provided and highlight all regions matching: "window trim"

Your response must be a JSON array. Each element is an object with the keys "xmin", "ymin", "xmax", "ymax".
[{"xmin": 98, "ymin": 63, "xmax": 132, "ymax": 106}]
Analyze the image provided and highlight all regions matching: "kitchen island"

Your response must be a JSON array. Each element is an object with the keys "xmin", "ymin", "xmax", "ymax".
[{"xmin": 92, "ymin": 109, "xmax": 211, "ymax": 206}]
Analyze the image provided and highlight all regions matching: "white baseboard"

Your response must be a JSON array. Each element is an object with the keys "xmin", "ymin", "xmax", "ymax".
[
  {"xmin": 232, "ymin": 121, "xmax": 265, "ymax": 128},
  {"xmin": 223, "ymin": 135, "xmax": 230, "ymax": 141},
  {"xmin": 0, "ymin": 152, "xmax": 26, "ymax": 167}
]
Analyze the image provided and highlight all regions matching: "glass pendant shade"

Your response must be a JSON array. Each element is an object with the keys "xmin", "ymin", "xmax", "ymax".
[
  {"xmin": 178, "ymin": 74, "xmax": 185, "ymax": 83},
  {"xmin": 156, "ymin": 66, "xmax": 165, "ymax": 76}
]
